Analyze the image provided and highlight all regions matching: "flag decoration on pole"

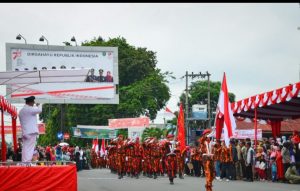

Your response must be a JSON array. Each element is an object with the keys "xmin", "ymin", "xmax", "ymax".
[
  {"xmin": 165, "ymin": 106, "xmax": 173, "ymax": 114},
  {"xmin": 92, "ymin": 138, "xmax": 99, "ymax": 154},
  {"xmin": 177, "ymin": 103, "xmax": 186, "ymax": 154},
  {"xmin": 215, "ymin": 72, "xmax": 236, "ymax": 147},
  {"xmin": 100, "ymin": 139, "xmax": 106, "ymax": 157}
]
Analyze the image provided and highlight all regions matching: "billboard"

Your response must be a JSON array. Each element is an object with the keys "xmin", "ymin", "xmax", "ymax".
[
  {"xmin": 72, "ymin": 126, "xmax": 116, "ymax": 139},
  {"xmin": 192, "ymin": 104, "xmax": 207, "ymax": 120},
  {"xmin": 6, "ymin": 43, "xmax": 119, "ymax": 104}
]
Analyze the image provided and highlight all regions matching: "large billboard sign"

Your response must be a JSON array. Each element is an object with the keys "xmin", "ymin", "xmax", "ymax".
[{"xmin": 6, "ymin": 43, "xmax": 119, "ymax": 104}]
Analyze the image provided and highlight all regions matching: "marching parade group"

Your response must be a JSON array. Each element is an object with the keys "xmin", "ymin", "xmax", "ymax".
[{"xmin": 92, "ymin": 129, "xmax": 215, "ymax": 190}]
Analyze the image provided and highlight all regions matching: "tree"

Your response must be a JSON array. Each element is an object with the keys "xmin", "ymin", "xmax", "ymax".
[{"xmin": 38, "ymin": 36, "xmax": 170, "ymax": 146}]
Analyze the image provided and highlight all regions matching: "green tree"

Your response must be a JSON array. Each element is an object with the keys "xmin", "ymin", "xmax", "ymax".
[{"xmin": 38, "ymin": 36, "xmax": 171, "ymax": 146}]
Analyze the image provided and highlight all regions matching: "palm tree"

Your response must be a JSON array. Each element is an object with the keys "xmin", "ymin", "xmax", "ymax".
[{"xmin": 142, "ymin": 127, "xmax": 164, "ymax": 142}]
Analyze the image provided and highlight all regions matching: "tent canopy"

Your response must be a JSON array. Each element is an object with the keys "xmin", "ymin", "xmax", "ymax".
[
  {"xmin": 231, "ymin": 82, "xmax": 300, "ymax": 120},
  {"xmin": 0, "ymin": 69, "xmax": 90, "ymax": 85}
]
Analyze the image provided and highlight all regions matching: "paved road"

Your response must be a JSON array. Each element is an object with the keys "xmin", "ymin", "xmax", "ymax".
[{"xmin": 78, "ymin": 169, "xmax": 300, "ymax": 191}]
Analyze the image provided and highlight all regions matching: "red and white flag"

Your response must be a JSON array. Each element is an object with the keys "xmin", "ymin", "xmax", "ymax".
[
  {"xmin": 92, "ymin": 138, "xmax": 99, "ymax": 154},
  {"xmin": 164, "ymin": 106, "xmax": 176, "ymax": 117},
  {"xmin": 165, "ymin": 106, "xmax": 173, "ymax": 114},
  {"xmin": 215, "ymin": 73, "xmax": 236, "ymax": 147},
  {"xmin": 100, "ymin": 139, "xmax": 106, "ymax": 157}
]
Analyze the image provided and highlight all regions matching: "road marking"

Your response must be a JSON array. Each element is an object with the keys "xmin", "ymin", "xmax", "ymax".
[{"xmin": 85, "ymin": 178, "xmax": 118, "ymax": 180}]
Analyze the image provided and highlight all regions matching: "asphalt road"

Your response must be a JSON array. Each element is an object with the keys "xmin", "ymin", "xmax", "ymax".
[{"xmin": 78, "ymin": 169, "xmax": 300, "ymax": 191}]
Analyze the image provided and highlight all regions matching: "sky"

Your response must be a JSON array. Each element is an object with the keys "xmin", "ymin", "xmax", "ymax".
[{"xmin": 1, "ymin": 3, "xmax": 300, "ymax": 124}]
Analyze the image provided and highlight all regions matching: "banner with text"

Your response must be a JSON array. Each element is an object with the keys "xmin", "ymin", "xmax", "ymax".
[
  {"xmin": 4, "ymin": 123, "xmax": 45, "ymax": 134},
  {"xmin": 72, "ymin": 127, "xmax": 116, "ymax": 139},
  {"xmin": 108, "ymin": 117, "xmax": 150, "ymax": 129}
]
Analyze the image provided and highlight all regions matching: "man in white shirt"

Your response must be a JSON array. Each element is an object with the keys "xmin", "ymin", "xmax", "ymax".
[{"xmin": 19, "ymin": 96, "xmax": 42, "ymax": 162}]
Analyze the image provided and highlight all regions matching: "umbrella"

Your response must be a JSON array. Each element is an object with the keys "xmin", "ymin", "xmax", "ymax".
[{"xmin": 59, "ymin": 142, "xmax": 69, "ymax": 147}]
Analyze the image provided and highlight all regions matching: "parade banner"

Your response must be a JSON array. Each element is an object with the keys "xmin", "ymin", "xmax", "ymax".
[
  {"xmin": 4, "ymin": 123, "xmax": 45, "ymax": 134},
  {"xmin": 72, "ymin": 127, "xmax": 116, "ymax": 139},
  {"xmin": 6, "ymin": 43, "xmax": 119, "ymax": 104},
  {"xmin": 108, "ymin": 117, "xmax": 149, "ymax": 129},
  {"xmin": 232, "ymin": 129, "xmax": 262, "ymax": 140}
]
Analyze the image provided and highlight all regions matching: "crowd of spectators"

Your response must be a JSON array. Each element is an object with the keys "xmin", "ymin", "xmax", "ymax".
[{"xmin": 185, "ymin": 130, "xmax": 300, "ymax": 184}]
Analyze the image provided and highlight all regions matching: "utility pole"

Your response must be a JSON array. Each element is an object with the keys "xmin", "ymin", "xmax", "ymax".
[{"xmin": 184, "ymin": 71, "xmax": 211, "ymax": 145}]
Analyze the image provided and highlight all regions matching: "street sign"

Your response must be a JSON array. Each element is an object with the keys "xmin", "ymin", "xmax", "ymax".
[
  {"xmin": 64, "ymin": 133, "xmax": 70, "ymax": 140},
  {"xmin": 57, "ymin": 132, "xmax": 63, "ymax": 140}
]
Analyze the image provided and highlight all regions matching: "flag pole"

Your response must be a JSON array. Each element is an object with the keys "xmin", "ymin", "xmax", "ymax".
[{"xmin": 254, "ymin": 108, "xmax": 257, "ymax": 149}]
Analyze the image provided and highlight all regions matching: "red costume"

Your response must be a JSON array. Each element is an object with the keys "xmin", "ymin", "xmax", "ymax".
[
  {"xmin": 199, "ymin": 129, "xmax": 215, "ymax": 191},
  {"xmin": 165, "ymin": 134, "xmax": 177, "ymax": 185}
]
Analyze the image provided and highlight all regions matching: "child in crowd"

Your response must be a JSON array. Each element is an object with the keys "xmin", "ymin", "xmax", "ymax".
[
  {"xmin": 258, "ymin": 157, "xmax": 267, "ymax": 181},
  {"xmin": 270, "ymin": 157, "xmax": 277, "ymax": 182}
]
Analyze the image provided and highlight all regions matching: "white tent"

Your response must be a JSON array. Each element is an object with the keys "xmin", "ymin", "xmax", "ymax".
[{"xmin": 0, "ymin": 69, "xmax": 90, "ymax": 85}]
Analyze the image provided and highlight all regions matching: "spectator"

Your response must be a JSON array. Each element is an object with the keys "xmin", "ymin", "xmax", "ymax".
[
  {"xmin": 285, "ymin": 163, "xmax": 300, "ymax": 184},
  {"xmin": 275, "ymin": 145, "xmax": 285, "ymax": 181},
  {"xmin": 245, "ymin": 142, "xmax": 254, "ymax": 182}
]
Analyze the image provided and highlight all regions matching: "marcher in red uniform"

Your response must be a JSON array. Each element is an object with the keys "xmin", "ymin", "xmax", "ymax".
[
  {"xmin": 132, "ymin": 137, "xmax": 142, "ymax": 179},
  {"xmin": 116, "ymin": 135, "xmax": 126, "ymax": 179},
  {"xmin": 175, "ymin": 141, "xmax": 185, "ymax": 179},
  {"xmin": 165, "ymin": 134, "xmax": 177, "ymax": 185},
  {"xmin": 199, "ymin": 129, "xmax": 215, "ymax": 191},
  {"xmin": 150, "ymin": 138, "xmax": 162, "ymax": 179}
]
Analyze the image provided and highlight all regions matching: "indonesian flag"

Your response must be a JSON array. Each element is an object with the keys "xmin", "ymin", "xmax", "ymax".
[
  {"xmin": 165, "ymin": 106, "xmax": 176, "ymax": 117},
  {"xmin": 165, "ymin": 106, "xmax": 173, "ymax": 114},
  {"xmin": 215, "ymin": 73, "xmax": 236, "ymax": 147},
  {"xmin": 92, "ymin": 138, "xmax": 99, "ymax": 154},
  {"xmin": 100, "ymin": 139, "xmax": 106, "ymax": 157},
  {"xmin": 177, "ymin": 103, "xmax": 186, "ymax": 154}
]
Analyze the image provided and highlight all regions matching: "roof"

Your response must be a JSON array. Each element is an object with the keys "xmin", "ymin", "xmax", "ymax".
[
  {"xmin": 236, "ymin": 118, "xmax": 300, "ymax": 132},
  {"xmin": 232, "ymin": 82, "xmax": 300, "ymax": 120}
]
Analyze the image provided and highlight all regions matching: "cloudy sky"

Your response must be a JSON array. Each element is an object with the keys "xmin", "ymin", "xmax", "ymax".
[{"xmin": 1, "ymin": 3, "xmax": 300, "ymax": 123}]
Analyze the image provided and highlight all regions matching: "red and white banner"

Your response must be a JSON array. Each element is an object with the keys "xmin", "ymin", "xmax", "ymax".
[
  {"xmin": 3, "ymin": 123, "xmax": 45, "ymax": 134},
  {"xmin": 108, "ymin": 117, "xmax": 149, "ymax": 129},
  {"xmin": 231, "ymin": 129, "xmax": 262, "ymax": 140},
  {"xmin": 100, "ymin": 139, "xmax": 106, "ymax": 157},
  {"xmin": 92, "ymin": 138, "xmax": 99, "ymax": 154},
  {"xmin": 231, "ymin": 82, "xmax": 300, "ymax": 114}
]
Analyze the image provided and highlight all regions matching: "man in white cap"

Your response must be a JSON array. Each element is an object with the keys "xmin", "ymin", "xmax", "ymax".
[{"xmin": 19, "ymin": 96, "xmax": 42, "ymax": 163}]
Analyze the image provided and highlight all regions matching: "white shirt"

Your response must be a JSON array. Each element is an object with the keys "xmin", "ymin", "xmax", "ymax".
[{"xmin": 19, "ymin": 104, "xmax": 42, "ymax": 135}]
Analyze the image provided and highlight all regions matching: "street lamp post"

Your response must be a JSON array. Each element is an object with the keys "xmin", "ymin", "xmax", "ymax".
[
  {"xmin": 39, "ymin": 35, "xmax": 49, "ymax": 45},
  {"xmin": 71, "ymin": 36, "xmax": 78, "ymax": 46},
  {"xmin": 16, "ymin": 34, "xmax": 27, "ymax": 44}
]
